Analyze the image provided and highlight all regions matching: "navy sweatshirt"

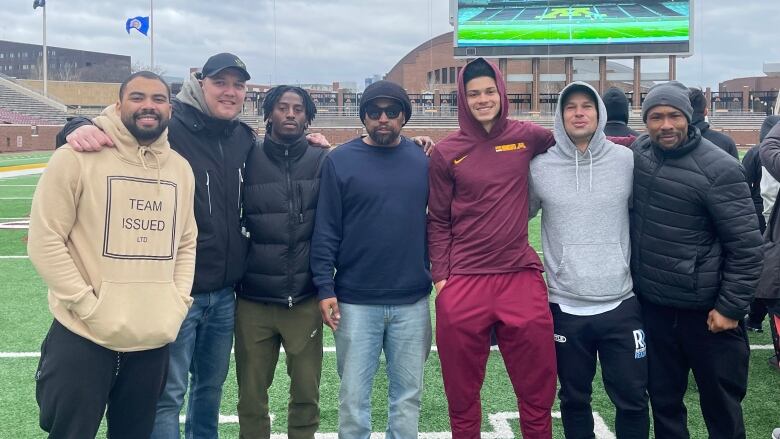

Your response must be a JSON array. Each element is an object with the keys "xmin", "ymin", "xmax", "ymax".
[{"xmin": 310, "ymin": 136, "xmax": 432, "ymax": 305}]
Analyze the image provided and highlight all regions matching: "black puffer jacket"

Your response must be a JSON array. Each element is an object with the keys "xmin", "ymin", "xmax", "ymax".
[
  {"xmin": 58, "ymin": 99, "xmax": 255, "ymax": 294},
  {"xmin": 630, "ymin": 127, "xmax": 763, "ymax": 320},
  {"xmin": 238, "ymin": 135, "xmax": 328, "ymax": 307},
  {"xmin": 692, "ymin": 119, "xmax": 739, "ymax": 159}
]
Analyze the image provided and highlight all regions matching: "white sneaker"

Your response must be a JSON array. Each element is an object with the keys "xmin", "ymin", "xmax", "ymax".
[{"xmin": 772, "ymin": 427, "xmax": 780, "ymax": 439}]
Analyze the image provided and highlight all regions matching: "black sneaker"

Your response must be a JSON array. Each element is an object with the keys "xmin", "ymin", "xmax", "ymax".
[{"xmin": 746, "ymin": 321, "xmax": 764, "ymax": 333}]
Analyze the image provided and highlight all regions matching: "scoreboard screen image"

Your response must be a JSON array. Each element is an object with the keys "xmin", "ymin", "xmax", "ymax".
[{"xmin": 454, "ymin": 0, "xmax": 692, "ymax": 57}]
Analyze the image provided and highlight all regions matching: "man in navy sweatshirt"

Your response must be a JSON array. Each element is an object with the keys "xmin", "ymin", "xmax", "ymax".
[{"xmin": 310, "ymin": 80, "xmax": 432, "ymax": 439}]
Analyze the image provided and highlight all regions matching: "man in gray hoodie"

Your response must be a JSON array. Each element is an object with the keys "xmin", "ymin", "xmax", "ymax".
[{"xmin": 529, "ymin": 81, "xmax": 649, "ymax": 438}]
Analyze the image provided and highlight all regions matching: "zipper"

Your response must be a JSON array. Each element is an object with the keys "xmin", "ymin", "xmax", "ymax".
[
  {"xmin": 297, "ymin": 183, "xmax": 304, "ymax": 224},
  {"xmin": 288, "ymin": 296, "xmax": 293, "ymax": 308},
  {"xmin": 114, "ymin": 353, "xmax": 121, "ymax": 376},
  {"xmin": 285, "ymin": 147, "xmax": 294, "ymax": 295},
  {"xmin": 205, "ymin": 171, "xmax": 212, "ymax": 215},
  {"xmin": 238, "ymin": 167, "xmax": 244, "ymax": 211}
]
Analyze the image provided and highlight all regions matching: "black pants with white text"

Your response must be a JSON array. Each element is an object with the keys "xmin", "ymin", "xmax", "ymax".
[{"xmin": 551, "ymin": 297, "xmax": 649, "ymax": 439}]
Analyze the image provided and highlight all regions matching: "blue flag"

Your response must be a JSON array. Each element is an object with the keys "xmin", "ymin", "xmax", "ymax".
[
  {"xmin": 32, "ymin": 0, "xmax": 45, "ymax": 9},
  {"xmin": 126, "ymin": 16, "xmax": 150, "ymax": 36}
]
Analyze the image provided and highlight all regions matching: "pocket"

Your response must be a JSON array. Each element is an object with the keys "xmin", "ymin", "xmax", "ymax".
[
  {"xmin": 555, "ymin": 243, "xmax": 630, "ymax": 297},
  {"xmin": 83, "ymin": 281, "xmax": 189, "ymax": 350}
]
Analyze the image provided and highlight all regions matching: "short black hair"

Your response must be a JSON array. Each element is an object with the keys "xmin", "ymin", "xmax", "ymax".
[
  {"xmin": 462, "ymin": 58, "xmax": 496, "ymax": 87},
  {"xmin": 262, "ymin": 85, "xmax": 317, "ymax": 132},
  {"xmin": 119, "ymin": 71, "xmax": 170, "ymax": 101},
  {"xmin": 689, "ymin": 87, "xmax": 707, "ymax": 114}
]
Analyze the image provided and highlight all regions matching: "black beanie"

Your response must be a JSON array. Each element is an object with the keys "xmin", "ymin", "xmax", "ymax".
[
  {"xmin": 602, "ymin": 87, "xmax": 630, "ymax": 123},
  {"xmin": 761, "ymin": 115, "xmax": 780, "ymax": 142},
  {"xmin": 688, "ymin": 87, "xmax": 707, "ymax": 124},
  {"xmin": 641, "ymin": 81, "xmax": 693, "ymax": 123},
  {"xmin": 359, "ymin": 80, "xmax": 412, "ymax": 126}
]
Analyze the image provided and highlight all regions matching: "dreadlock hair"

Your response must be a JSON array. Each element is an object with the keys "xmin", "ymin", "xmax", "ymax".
[{"xmin": 262, "ymin": 85, "xmax": 317, "ymax": 133}]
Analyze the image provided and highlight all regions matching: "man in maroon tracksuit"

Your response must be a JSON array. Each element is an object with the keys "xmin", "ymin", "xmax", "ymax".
[{"xmin": 427, "ymin": 58, "xmax": 557, "ymax": 439}]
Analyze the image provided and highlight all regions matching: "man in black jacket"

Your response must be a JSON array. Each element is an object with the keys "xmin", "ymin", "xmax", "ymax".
[
  {"xmin": 602, "ymin": 86, "xmax": 640, "ymax": 137},
  {"xmin": 689, "ymin": 87, "xmax": 739, "ymax": 159},
  {"xmin": 631, "ymin": 81, "xmax": 763, "ymax": 439},
  {"xmin": 742, "ymin": 115, "xmax": 780, "ymax": 332},
  {"xmin": 234, "ymin": 85, "xmax": 327, "ymax": 439},
  {"xmin": 757, "ymin": 117, "xmax": 780, "ymax": 371},
  {"xmin": 59, "ymin": 53, "xmax": 257, "ymax": 439}
]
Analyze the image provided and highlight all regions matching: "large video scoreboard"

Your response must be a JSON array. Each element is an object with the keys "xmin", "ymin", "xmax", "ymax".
[{"xmin": 453, "ymin": 0, "xmax": 692, "ymax": 58}]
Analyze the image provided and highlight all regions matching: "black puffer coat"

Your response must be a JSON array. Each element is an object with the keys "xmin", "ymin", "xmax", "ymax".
[
  {"xmin": 238, "ymin": 135, "xmax": 328, "ymax": 307},
  {"xmin": 630, "ymin": 127, "xmax": 763, "ymax": 320}
]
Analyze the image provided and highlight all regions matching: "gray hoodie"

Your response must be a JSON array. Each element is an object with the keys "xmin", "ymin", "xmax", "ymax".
[{"xmin": 529, "ymin": 81, "xmax": 634, "ymax": 312}]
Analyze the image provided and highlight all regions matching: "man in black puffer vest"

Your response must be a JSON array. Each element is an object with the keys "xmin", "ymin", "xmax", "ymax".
[
  {"xmin": 631, "ymin": 81, "xmax": 763, "ymax": 439},
  {"xmin": 235, "ymin": 85, "xmax": 327, "ymax": 439}
]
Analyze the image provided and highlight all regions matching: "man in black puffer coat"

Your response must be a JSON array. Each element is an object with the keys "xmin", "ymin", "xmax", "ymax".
[
  {"xmin": 757, "ymin": 117, "xmax": 780, "ymax": 370},
  {"xmin": 630, "ymin": 81, "xmax": 763, "ymax": 439},
  {"xmin": 234, "ymin": 85, "xmax": 327, "ymax": 439}
]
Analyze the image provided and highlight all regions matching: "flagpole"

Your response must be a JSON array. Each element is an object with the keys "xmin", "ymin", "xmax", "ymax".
[
  {"xmin": 42, "ymin": 2, "xmax": 47, "ymax": 97},
  {"xmin": 150, "ymin": 0, "xmax": 154, "ymax": 69}
]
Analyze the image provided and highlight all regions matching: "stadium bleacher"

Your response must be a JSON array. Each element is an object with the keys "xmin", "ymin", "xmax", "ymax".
[{"xmin": 0, "ymin": 76, "xmax": 68, "ymax": 125}]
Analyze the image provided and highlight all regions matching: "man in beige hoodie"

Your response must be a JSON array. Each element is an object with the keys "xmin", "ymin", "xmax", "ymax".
[{"xmin": 27, "ymin": 71, "xmax": 197, "ymax": 439}]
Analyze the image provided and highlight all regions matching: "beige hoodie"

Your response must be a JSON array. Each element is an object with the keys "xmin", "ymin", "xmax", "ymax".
[{"xmin": 28, "ymin": 105, "xmax": 197, "ymax": 352}]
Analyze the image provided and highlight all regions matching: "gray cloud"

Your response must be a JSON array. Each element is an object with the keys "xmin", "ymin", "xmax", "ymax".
[{"xmin": 0, "ymin": 0, "xmax": 777, "ymax": 90}]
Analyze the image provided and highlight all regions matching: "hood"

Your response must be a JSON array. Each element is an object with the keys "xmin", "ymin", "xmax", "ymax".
[
  {"xmin": 602, "ymin": 87, "xmax": 630, "ymax": 123},
  {"xmin": 553, "ymin": 82, "xmax": 609, "ymax": 159},
  {"xmin": 551, "ymin": 82, "xmax": 612, "ymax": 192},
  {"xmin": 176, "ymin": 72, "xmax": 214, "ymax": 118},
  {"xmin": 92, "ymin": 105, "xmax": 170, "ymax": 170},
  {"xmin": 456, "ymin": 58, "xmax": 509, "ymax": 140},
  {"xmin": 761, "ymin": 115, "xmax": 780, "ymax": 142}
]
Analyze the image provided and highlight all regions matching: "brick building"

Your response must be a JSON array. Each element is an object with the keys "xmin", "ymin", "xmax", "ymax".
[{"xmin": 0, "ymin": 40, "xmax": 130, "ymax": 83}]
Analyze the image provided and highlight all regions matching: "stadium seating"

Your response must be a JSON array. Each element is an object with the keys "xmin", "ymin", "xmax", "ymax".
[{"xmin": 0, "ymin": 76, "xmax": 68, "ymax": 125}]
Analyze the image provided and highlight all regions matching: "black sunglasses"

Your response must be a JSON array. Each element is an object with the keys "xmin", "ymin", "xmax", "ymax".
[{"xmin": 365, "ymin": 104, "xmax": 403, "ymax": 120}]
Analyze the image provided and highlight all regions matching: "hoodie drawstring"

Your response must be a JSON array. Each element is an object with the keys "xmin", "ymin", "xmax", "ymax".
[
  {"xmin": 574, "ymin": 148, "xmax": 594, "ymax": 193},
  {"xmin": 137, "ymin": 146, "xmax": 163, "ymax": 191}
]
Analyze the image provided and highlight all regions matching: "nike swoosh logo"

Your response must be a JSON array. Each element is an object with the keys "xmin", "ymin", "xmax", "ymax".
[{"xmin": 453, "ymin": 155, "xmax": 468, "ymax": 165}]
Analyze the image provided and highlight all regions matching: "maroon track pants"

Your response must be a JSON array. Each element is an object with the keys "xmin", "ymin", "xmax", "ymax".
[{"xmin": 436, "ymin": 270, "xmax": 557, "ymax": 439}]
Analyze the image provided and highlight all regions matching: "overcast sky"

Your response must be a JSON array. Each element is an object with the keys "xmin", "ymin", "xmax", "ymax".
[{"xmin": 0, "ymin": 0, "xmax": 777, "ymax": 90}]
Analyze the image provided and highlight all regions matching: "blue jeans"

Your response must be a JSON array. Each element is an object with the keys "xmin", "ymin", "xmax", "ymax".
[
  {"xmin": 334, "ymin": 296, "xmax": 432, "ymax": 439},
  {"xmin": 150, "ymin": 287, "xmax": 235, "ymax": 439}
]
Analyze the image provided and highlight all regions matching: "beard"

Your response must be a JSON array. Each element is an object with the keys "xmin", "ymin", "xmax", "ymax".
[
  {"xmin": 122, "ymin": 109, "xmax": 169, "ymax": 143},
  {"xmin": 367, "ymin": 125, "xmax": 401, "ymax": 146}
]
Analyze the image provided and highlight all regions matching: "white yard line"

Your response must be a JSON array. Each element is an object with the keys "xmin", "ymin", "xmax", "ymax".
[
  {"xmin": 0, "ymin": 197, "xmax": 32, "ymax": 200},
  {"xmin": 0, "ymin": 185, "xmax": 37, "ymax": 187},
  {"xmin": 2, "ymin": 344, "xmax": 773, "ymax": 359}
]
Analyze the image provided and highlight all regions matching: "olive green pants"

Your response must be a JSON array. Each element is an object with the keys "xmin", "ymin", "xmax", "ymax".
[{"xmin": 235, "ymin": 295, "xmax": 323, "ymax": 439}]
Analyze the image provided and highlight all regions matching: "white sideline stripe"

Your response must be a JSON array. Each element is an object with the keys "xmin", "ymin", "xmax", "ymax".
[
  {"xmin": 0, "ymin": 197, "xmax": 32, "ymax": 200},
  {"xmin": 199, "ymin": 411, "xmax": 615, "ymax": 438},
  {"xmin": 0, "ymin": 168, "xmax": 45, "ymax": 178},
  {"xmin": 0, "ymin": 255, "xmax": 28, "ymax": 259},
  {"xmin": 0, "ymin": 185, "xmax": 36, "ymax": 187},
  {"xmin": 2, "ymin": 344, "xmax": 773, "ymax": 358}
]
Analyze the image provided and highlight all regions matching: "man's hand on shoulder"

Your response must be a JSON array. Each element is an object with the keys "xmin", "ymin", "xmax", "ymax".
[
  {"xmin": 306, "ymin": 132, "xmax": 331, "ymax": 149},
  {"xmin": 412, "ymin": 136, "xmax": 435, "ymax": 156},
  {"xmin": 67, "ymin": 125, "xmax": 114, "ymax": 152},
  {"xmin": 434, "ymin": 280, "xmax": 447, "ymax": 295}
]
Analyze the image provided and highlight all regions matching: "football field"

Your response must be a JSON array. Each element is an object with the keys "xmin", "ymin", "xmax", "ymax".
[{"xmin": 1, "ymin": 151, "xmax": 779, "ymax": 438}]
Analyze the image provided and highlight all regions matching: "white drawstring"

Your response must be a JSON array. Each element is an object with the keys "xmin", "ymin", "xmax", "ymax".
[{"xmin": 574, "ymin": 147, "xmax": 594, "ymax": 193}]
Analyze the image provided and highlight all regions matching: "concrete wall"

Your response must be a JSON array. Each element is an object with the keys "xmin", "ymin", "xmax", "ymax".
[
  {"xmin": 18, "ymin": 80, "xmax": 119, "ymax": 107},
  {"xmin": 0, "ymin": 125, "xmax": 58, "ymax": 152}
]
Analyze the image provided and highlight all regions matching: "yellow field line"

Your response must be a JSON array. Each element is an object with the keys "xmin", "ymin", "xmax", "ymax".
[{"xmin": 0, "ymin": 163, "xmax": 47, "ymax": 172}]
